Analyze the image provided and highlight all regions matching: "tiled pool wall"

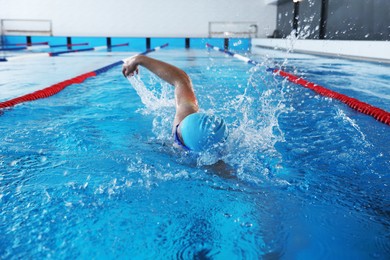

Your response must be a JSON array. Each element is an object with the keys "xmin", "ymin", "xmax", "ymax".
[{"xmin": 2, "ymin": 36, "xmax": 251, "ymax": 51}]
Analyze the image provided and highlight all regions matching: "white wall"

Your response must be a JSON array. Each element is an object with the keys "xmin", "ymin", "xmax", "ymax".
[
  {"xmin": 252, "ymin": 38, "xmax": 390, "ymax": 63},
  {"xmin": 0, "ymin": 0, "xmax": 277, "ymax": 38}
]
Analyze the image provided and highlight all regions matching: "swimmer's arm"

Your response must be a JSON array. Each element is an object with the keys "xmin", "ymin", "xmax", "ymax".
[
  {"xmin": 123, "ymin": 55, "xmax": 187, "ymax": 85},
  {"xmin": 122, "ymin": 55, "xmax": 199, "ymax": 124}
]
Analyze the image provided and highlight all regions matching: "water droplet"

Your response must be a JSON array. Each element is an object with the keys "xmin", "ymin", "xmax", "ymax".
[
  {"xmin": 241, "ymin": 222, "xmax": 253, "ymax": 227},
  {"xmin": 224, "ymin": 213, "xmax": 232, "ymax": 218}
]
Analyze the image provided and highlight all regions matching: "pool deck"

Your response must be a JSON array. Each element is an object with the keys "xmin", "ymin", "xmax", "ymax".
[{"xmin": 252, "ymin": 39, "xmax": 390, "ymax": 64}]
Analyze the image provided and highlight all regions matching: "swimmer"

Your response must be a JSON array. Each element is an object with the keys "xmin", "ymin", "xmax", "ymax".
[{"xmin": 122, "ymin": 55, "xmax": 228, "ymax": 152}]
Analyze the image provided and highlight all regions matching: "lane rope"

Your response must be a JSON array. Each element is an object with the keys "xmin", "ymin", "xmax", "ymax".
[
  {"xmin": 0, "ymin": 43, "xmax": 129, "ymax": 62},
  {"xmin": 206, "ymin": 43, "xmax": 390, "ymax": 126},
  {"xmin": 49, "ymin": 43, "xmax": 89, "ymax": 48},
  {"xmin": 0, "ymin": 47, "xmax": 26, "ymax": 51},
  {"xmin": 0, "ymin": 43, "xmax": 89, "ymax": 51},
  {"xmin": 0, "ymin": 43, "xmax": 169, "ymax": 110},
  {"xmin": 13, "ymin": 42, "xmax": 49, "ymax": 46}
]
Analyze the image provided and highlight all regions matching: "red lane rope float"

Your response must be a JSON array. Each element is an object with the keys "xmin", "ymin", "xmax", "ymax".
[
  {"xmin": 0, "ymin": 72, "xmax": 96, "ymax": 109},
  {"xmin": 0, "ymin": 43, "xmax": 169, "ymax": 110},
  {"xmin": 49, "ymin": 43, "xmax": 89, "ymax": 48},
  {"xmin": 206, "ymin": 43, "xmax": 390, "ymax": 126},
  {"xmin": 14, "ymin": 42, "xmax": 49, "ymax": 46},
  {"xmin": 275, "ymin": 70, "xmax": 390, "ymax": 126}
]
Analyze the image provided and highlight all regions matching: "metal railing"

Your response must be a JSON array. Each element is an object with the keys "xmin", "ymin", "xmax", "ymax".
[
  {"xmin": 208, "ymin": 22, "xmax": 258, "ymax": 38},
  {"xmin": 1, "ymin": 19, "xmax": 52, "ymax": 36}
]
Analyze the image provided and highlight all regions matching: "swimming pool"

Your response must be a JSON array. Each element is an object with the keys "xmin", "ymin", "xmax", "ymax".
[{"xmin": 0, "ymin": 47, "xmax": 389, "ymax": 259}]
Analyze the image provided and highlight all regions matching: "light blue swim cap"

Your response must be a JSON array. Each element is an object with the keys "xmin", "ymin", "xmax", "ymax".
[{"xmin": 179, "ymin": 113, "xmax": 228, "ymax": 152}]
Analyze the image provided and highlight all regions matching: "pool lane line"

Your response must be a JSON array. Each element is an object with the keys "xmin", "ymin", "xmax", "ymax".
[
  {"xmin": 0, "ymin": 43, "xmax": 89, "ymax": 52},
  {"xmin": 0, "ymin": 47, "xmax": 27, "ymax": 51},
  {"xmin": 48, "ymin": 43, "xmax": 129, "ymax": 56},
  {"xmin": 12, "ymin": 41, "xmax": 49, "ymax": 46},
  {"xmin": 0, "ymin": 43, "xmax": 129, "ymax": 62},
  {"xmin": 0, "ymin": 43, "xmax": 169, "ymax": 110},
  {"xmin": 206, "ymin": 43, "xmax": 390, "ymax": 126},
  {"xmin": 93, "ymin": 43, "xmax": 169, "ymax": 75},
  {"xmin": 49, "ymin": 43, "xmax": 89, "ymax": 48}
]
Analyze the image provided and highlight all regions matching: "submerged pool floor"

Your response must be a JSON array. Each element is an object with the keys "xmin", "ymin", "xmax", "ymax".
[{"xmin": 0, "ymin": 49, "xmax": 389, "ymax": 259}]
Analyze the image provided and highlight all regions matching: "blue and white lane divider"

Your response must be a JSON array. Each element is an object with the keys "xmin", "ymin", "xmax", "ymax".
[
  {"xmin": 206, "ymin": 43, "xmax": 263, "ymax": 67},
  {"xmin": 0, "ymin": 43, "xmax": 89, "ymax": 51},
  {"xmin": 0, "ymin": 52, "xmax": 48, "ymax": 62},
  {"xmin": 0, "ymin": 46, "xmax": 47, "ymax": 51},
  {"xmin": 49, "ymin": 43, "xmax": 89, "ymax": 48},
  {"xmin": 93, "ymin": 43, "xmax": 169, "ymax": 75},
  {"xmin": 0, "ymin": 43, "xmax": 169, "ymax": 110},
  {"xmin": 0, "ymin": 46, "xmax": 28, "ymax": 51},
  {"xmin": 0, "ymin": 43, "xmax": 129, "ymax": 62}
]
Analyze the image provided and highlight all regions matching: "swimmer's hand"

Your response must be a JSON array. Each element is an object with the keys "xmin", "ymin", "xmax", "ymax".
[{"xmin": 122, "ymin": 55, "xmax": 140, "ymax": 77}]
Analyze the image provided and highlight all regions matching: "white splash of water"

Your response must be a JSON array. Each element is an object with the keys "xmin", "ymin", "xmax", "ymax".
[
  {"xmin": 127, "ymin": 75, "xmax": 176, "ymax": 142},
  {"xmin": 126, "ymin": 61, "xmax": 289, "ymax": 182},
  {"xmin": 219, "ymin": 68, "xmax": 288, "ymax": 179},
  {"xmin": 127, "ymin": 75, "xmax": 175, "ymax": 114},
  {"xmin": 125, "ymin": 155, "xmax": 191, "ymax": 188},
  {"xmin": 335, "ymin": 108, "xmax": 372, "ymax": 147}
]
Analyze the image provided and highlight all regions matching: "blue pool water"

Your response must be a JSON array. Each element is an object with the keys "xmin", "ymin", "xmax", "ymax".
[{"xmin": 0, "ymin": 48, "xmax": 389, "ymax": 259}]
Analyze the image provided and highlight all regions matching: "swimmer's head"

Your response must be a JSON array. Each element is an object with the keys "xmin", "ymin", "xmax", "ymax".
[{"xmin": 179, "ymin": 113, "xmax": 228, "ymax": 152}]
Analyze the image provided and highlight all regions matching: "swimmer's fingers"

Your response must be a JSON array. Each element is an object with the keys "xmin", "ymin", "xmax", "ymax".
[
  {"xmin": 122, "ymin": 66, "xmax": 127, "ymax": 77},
  {"xmin": 122, "ymin": 55, "xmax": 141, "ymax": 77},
  {"xmin": 127, "ymin": 69, "xmax": 138, "ymax": 77},
  {"xmin": 122, "ymin": 64, "xmax": 139, "ymax": 77}
]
